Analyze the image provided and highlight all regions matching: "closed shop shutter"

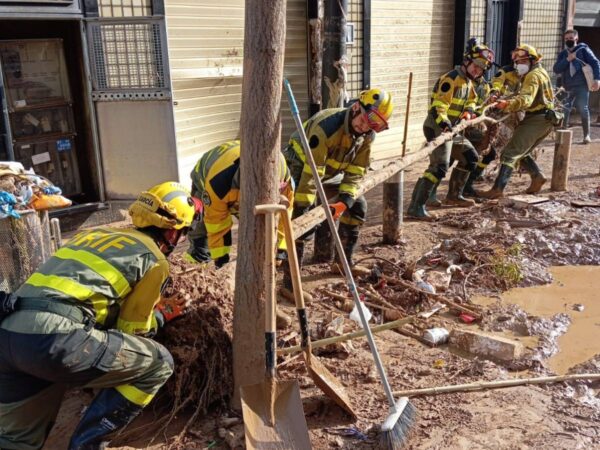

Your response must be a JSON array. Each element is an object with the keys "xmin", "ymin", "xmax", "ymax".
[
  {"xmin": 370, "ymin": 0, "xmax": 456, "ymax": 160},
  {"xmin": 165, "ymin": 0, "xmax": 308, "ymax": 184}
]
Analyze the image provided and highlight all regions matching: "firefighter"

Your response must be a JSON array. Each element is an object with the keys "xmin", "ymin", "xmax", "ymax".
[
  {"xmin": 478, "ymin": 45, "xmax": 558, "ymax": 199},
  {"xmin": 0, "ymin": 182, "xmax": 202, "ymax": 450},
  {"xmin": 185, "ymin": 140, "xmax": 294, "ymax": 268},
  {"xmin": 281, "ymin": 88, "xmax": 393, "ymax": 291},
  {"xmin": 407, "ymin": 39, "xmax": 494, "ymax": 219}
]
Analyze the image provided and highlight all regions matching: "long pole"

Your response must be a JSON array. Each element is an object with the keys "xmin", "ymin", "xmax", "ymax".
[{"xmin": 284, "ymin": 79, "xmax": 398, "ymax": 410}]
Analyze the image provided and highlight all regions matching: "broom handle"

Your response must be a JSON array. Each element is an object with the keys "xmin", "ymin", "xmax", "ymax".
[
  {"xmin": 284, "ymin": 79, "xmax": 398, "ymax": 408},
  {"xmin": 278, "ymin": 316, "xmax": 415, "ymax": 355},
  {"xmin": 392, "ymin": 373, "xmax": 600, "ymax": 397}
]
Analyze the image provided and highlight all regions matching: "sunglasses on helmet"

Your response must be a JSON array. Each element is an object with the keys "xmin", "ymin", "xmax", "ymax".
[{"xmin": 362, "ymin": 106, "xmax": 389, "ymax": 132}]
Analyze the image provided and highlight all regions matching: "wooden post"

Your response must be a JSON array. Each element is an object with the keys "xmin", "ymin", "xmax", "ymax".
[
  {"xmin": 232, "ymin": 0, "xmax": 287, "ymax": 408},
  {"xmin": 322, "ymin": 0, "xmax": 348, "ymax": 108},
  {"xmin": 382, "ymin": 72, "xmax": 412, "ymax": 244},
  {"xmin": 307, "ymin": 0, "xmax": 322, "ymax": 117},
  {"xmin": 551, "ymin": 129, "xmax": 572, "ymax": 191}
]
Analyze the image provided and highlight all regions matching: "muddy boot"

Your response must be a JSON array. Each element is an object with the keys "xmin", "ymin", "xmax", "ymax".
[
  {"xmin": 69, "ymin": 388, "xmax": 143, "ymax": 450},
  {"xmin": 313, "ymin": 222, "xmax": 334, "ymax": 263},
  {"xmin": 520, "ymin": 156, "xmax": 547, "ymax": 194},
  {"xmin": 477, "ymin": 164, "xmax": 513, "ymax": 199},
  {"xmin": 425, "ymin": 181, "xmax": 442, "ymax": 208},
  {"xmin": 332, "ymin": 223, "xmax": 366, "ymax": 273},
  {"xmin": 463, "ymin": 166, "xmax": 483, "ymax": 198},
  {"xmin": 276, "ymin": 307, "xmax": 292, "ymax": 329},
  {"xmin": 444, "ymin": 168, "xmax": 476, "ymax": 207},
  {"xmin": 407, "ymin": 177, "xmax": 436, "ymax": 220},
  {"xmin": 280, "ymin": 241, "xmax": 313, "ymax": 304}
]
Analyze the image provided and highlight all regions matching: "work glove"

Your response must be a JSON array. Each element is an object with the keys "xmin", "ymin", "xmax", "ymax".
[
  {"xmin": 460, "ymin": 111, "xmax": 477, "ymax": 121},
  {"xmin": 329, "ymin": 201, "xmax": 347, "ymax": 220},
  {"xmin": 155, "ymin": 295, "xmax": 190, "ymax": 323},
  {"xmin": 439, "ymin": 120, "xmax": 453, "ymax": 133},
  {"xmin": 495, "ymin": 100, "xmax": 509, "ymax": 110},
  {"xmin": 215, "ymin": 254, "xmax": 230, "ymax": 268}
]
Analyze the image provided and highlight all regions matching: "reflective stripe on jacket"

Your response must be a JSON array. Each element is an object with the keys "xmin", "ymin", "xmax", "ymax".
[
  {"xmin": 429, "ymin": 68, "xmax": 478, "ymax": 126},
  {"xmin": 288, "ymin": 108, "xmax": 373, "ymax": 208},
  {"xmin": 191, "ymin": 140, "xmax": 293, "ymax": 260},
  {"xmin": 491, "ymin": 65, "xmax": 521, "ymax": 96},
  {"xmin": 15, "ymin": 227, "xmax": 168, "ymax": 335},
  {"xmin": 505, "ymin": 64, "xmax": 554, "ymax": 113}
]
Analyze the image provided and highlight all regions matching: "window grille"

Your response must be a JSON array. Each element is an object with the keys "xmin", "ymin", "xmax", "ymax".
[
  {"xmin": 88, "ymin": 21, "xmax": 169, "ymax": 94},
  {"xmin": 469, "ymin": 0, "xmax": 487, "ymax": 41},
  {"xmin": 520, "ymin": 0, "xmax": 566, "ymax": 76},
  {"xmin": 99, "ymin": 0, "xmax": 152, "ymax": 18},
  {"xmin": 346, "ymin": 0, "xmax": 364, "ymax": 99}
]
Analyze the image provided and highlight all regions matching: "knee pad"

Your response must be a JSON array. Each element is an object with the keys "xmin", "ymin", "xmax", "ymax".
[
  {"xmin": 463, "ymin": 149, "xmax": 479, "ymax": 172},
  {"xmin": 432, "ymin": 164, "xmax": 448, "ymax": 180}
]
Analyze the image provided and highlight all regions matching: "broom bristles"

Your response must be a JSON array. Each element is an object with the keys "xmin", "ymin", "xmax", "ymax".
[{"xmin": 380, "ymin": 397, "xmax": 417, "ymax": 449}]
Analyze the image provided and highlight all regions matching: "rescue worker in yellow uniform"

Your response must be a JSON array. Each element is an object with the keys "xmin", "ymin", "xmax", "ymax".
[
  {"xmin": 478, "ymin": 45, "xmax": 559, "ymax": 199},
  {"xmin": 407, "ymin": 40, "xmax": 494, "ymax": 219},
  {"xmin": 463, "ymin": 62, "xmax": 523, "ymax": 199},
  {"xmin": 185, "ymin": 140, "xmax": 294, "ymax": 268},
  {"xmin": 281, "ymin": 88, "xmax": 393, "ymax": 288},
  {"xmin": 0, "ymin": 182, "xmax": 202, "ymax": 450}
]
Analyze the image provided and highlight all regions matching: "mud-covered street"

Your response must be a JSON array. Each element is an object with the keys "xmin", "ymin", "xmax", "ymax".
[{"xmin": 44, "ymin": 125, "xmax": 600, "ymax": 450}]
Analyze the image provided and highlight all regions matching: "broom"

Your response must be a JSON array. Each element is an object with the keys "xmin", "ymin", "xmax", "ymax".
[{"xmin": 283, "ymin": 79, "xmax": 416, "ymax": 448}]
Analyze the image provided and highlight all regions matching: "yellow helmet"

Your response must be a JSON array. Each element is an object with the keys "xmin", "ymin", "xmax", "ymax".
[
  {"xmin": 129, "ymin": 181, "xmax": 201, "ymax": 230},
  {"xmin": 512, "ymin": 44, "xmax": 542, "ymax": 63},
  {"xmin": 358, "ymin": 88, "xmax": 393, "ymax": 132},
  {"xmin": 464, "ymin": 38, "xmax": 495, "ymax": 70}
]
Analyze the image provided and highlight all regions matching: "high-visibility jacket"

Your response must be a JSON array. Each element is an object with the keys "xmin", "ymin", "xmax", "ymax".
[
  {"xmin": 16, "ymin": 227, "xmax": 169, "ymax": 335},
  {"xmin": 491, "ymin": 65, "xmax": 521, "ymax": 96},
  {"xmin": 429, "ymin": 68, "xmax": 478, "ymax": 127},
  {"xmin": 474, "ymin": 78, "xmax": 491, "ymax": 110},
  {"xmin": 288, "ymin": 107, "xmax": 373, "ymax": 209},
  {"xmin": 503, "ymin": 64, "xmax": 554, "ymax": 113},
  {"xmin": 191, "ymin": 140, "xmax": 294, "ymax": 260}
]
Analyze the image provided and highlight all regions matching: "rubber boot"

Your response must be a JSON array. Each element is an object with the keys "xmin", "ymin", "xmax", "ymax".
[
  {"xmin": 313, "ymin": 222, "xmax": 334, "ymax": 263},
  {"xmin": 407, "ymin": 177, "xmax": 436, "ymax": 220},
  {"xmin": 463, "ymin": 166, "xmax": 484, "ymax": 198},
  {"xmin": 331, "ymin": 223, "xmax": 365, "ymax": 274},
  {"xmin": 477, "ymin": 164, "xmax": 513, "ymax": 199},
  {"xmin": 69, "ymin": 388, "xmax": 143, "ymax": 450},
  {"xmin": 520, "ymin": 156, "xmax": 547, "ymax": 194},
  {"xmin": 425, "ymin": 181, "xmax": 442, "ymax": 207},
  {"xmin": 444, "ymin": 168, "xmax": 476, "ymax": 207},
  {"xmin": 280, "ymin": 241, "xmax": 313, "ymax": 304}
]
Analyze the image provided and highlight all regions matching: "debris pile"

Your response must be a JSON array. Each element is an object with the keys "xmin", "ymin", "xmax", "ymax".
[{"xmin": 153, "ymin": 257, "xmax": 235, "ymax": 442}]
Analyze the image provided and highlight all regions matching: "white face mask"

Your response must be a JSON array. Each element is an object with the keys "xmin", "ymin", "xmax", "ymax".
[{"xmin": 515, "ymin": 63, "xmax": 530, "ymax": 76}]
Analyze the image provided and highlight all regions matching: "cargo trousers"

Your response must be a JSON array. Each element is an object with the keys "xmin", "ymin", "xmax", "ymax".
[
  {"xmin": 0, "ymin": 304, "xmax": 173, "ymax": 450},
  {"xmin": 500, "ymin": 113, "xmax": 554, "ymax": 169}
]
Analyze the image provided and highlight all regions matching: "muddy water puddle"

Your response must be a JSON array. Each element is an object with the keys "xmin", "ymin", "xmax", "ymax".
[{"xmin": 474, "ymin": 266, "xmax": 600, "ymax": 374}]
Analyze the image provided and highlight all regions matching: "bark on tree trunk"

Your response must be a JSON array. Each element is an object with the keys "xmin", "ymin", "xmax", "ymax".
[{"xmin": 232, "ymin": 0, "xmax": 287, "ymax": 408}]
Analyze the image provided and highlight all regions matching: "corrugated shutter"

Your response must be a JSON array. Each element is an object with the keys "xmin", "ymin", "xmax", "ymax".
[
  {"xmin": 521, "ymin": 0, "xmax": 566, "ymax": 77},
  {"xmin": 165, "ymin": 0, "xmax": 307, "ymax": 185},
  {"xmin": 370, "ymin": 0, "xmax": 456, "ymax": 160}
]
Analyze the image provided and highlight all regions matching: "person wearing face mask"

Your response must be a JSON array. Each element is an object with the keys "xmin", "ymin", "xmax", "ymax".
[
  {"xmin": 479, "ymin": 45, "xmax": 557, "ymax": 199},
  {"xmin": 281, "ymin": 88, "xmax": 393, "ymax": 277},
  {"xmin": 553, "ymin": 29, "xmax": 600, "ymax": 144},
  {"xmin": 407, "ymin": 39, "xmax": 494, "ymax": 219}
]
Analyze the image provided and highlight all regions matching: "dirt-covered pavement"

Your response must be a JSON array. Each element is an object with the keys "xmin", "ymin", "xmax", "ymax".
[{"xmin": 45, "ymin": 122, "xmax": 600, "ymax": 449}]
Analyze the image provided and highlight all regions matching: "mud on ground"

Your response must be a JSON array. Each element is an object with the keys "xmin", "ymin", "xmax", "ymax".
[{"xmin": 46, "ymin": 124, "xmax": 600, "ymax": 450}]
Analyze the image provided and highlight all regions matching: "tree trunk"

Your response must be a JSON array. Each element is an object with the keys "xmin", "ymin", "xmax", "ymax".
[{"xmin": 232, "ymin": 0, "xmax": 287, "ymax": 408}]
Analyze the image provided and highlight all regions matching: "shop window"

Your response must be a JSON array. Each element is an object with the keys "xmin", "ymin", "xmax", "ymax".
[{"xmin": 99, "ymin": 0, "xmax": 152, "ymax": 18}]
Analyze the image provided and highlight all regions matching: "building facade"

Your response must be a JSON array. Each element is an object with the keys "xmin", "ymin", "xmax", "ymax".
[{"xmin": 0, "ymin": 0, "xmax": 572, "ymax": 227}]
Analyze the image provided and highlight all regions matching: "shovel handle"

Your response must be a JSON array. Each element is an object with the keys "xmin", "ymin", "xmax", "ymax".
[
  {"xmin": 279, "ymin": 199, "xmax": 311, "ymax": 352},
  {"xmin": 256, "ymin": 205, "xmax": 280, "ymax": 377}
]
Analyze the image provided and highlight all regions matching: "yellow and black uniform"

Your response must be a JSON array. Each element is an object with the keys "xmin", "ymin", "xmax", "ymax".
[
  {"xmin": 499, "ymin": 63, "xmax": 555, "ymax": 168},
  {"xmin": 187, "ymin": 140, "xmax": 294, "ymax": 266},
  {"xmin": 0, "ymin": 227, "xmax": 175, "ymax": 450},
  {"xmin": 491, "ymin": 65, "xmax": 521, "ymax": 97},
  {"xmin": 284, "ymin": 107, "xmax": 372, "ymax": 226},
  {"xmin": 479, "ymin": 61, "xmax": 557, "ymax": 199}
]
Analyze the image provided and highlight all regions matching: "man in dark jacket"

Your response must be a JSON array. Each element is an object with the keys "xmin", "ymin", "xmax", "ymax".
[{"xmin": 553, "ymin": 29, "xmax": 600, "ymax": 144}]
